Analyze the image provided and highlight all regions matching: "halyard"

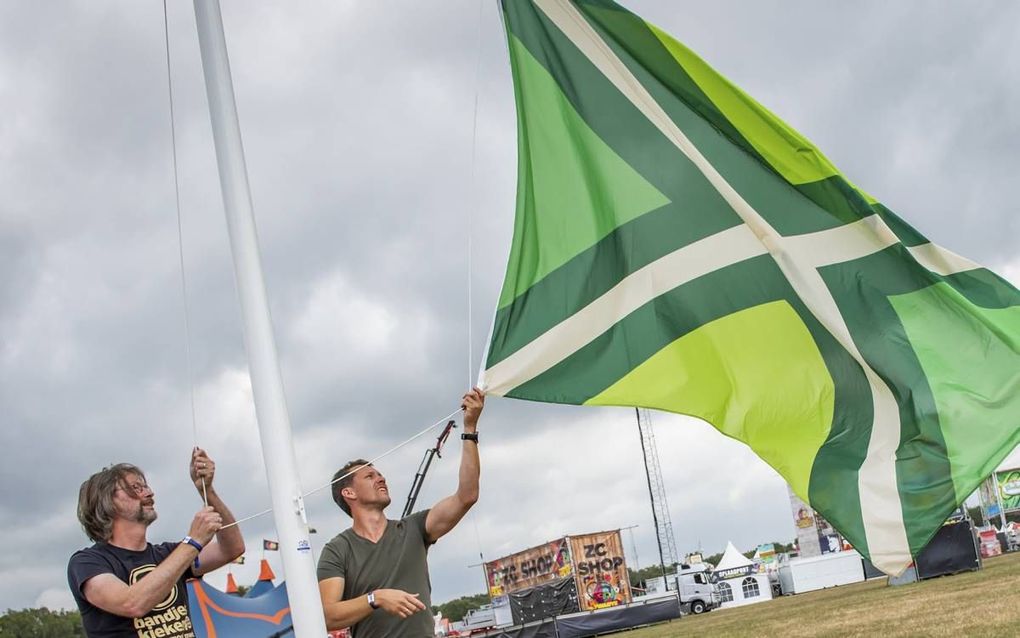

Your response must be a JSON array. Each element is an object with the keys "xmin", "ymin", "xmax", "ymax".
[{"xmin": 619, "ymin": 552, "xmax": 1020, "ymax": 638}]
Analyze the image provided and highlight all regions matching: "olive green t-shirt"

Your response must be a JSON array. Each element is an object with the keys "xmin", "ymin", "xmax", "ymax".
[{"xmin": 317, "ymin": 510, "xmax": 433, "ymax": 638}]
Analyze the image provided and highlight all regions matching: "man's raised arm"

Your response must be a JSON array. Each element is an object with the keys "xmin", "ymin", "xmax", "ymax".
[
  {"xmin": 189, "ymin": 448, "xmax": 245, "ymax": 574},
  {"xmin": 426, "ymin": 388, "xmax": 484, "ymax": 542}
]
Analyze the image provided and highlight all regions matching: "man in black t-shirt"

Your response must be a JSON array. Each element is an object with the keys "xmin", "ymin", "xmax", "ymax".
[
  {"xmin": 67, "ymin": 449, "xmax": 245, "ymax": 638},
  {"xmin": 317, "ymin": 388, "xmax": 485, "ymax": 638}
]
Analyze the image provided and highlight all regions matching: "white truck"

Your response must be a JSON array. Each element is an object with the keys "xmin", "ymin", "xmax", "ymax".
[
  {"xmin": 449, "ymin": 599, "xmax": 513, "ymax": 636},
  {"xmin": 645, "ymin": 564, "xmax": 720, "ymax": 614}
]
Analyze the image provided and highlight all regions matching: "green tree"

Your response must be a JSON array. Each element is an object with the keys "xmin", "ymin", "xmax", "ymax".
[
  {"xmin": 703, "ymin": 540, "xmax": 795, "ymax": 567},
  {"xmin": 433, "ymin": 593, "xmax": 490, "ymax": 624},
  {"xmin": 0, "ymin": 608, "xmax": 85, "ymax": 637},
  {"xmin": 628, "ymin": 563, "xmax": 679, "ymax": 590}
]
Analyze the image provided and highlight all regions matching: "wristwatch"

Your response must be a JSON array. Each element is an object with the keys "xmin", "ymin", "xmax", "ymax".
[
  {"xmin": 461, "ymin": 431, "xmax": 478, "ymax": 443},
  {"xmin": 367, "ymin": 591, "xmax": 379, "ymax": 610}
]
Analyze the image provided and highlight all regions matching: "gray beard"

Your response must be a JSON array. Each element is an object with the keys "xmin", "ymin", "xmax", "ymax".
[{"xmin": 135, "ymin": 506, "xmax": 158, "ymax": 526}]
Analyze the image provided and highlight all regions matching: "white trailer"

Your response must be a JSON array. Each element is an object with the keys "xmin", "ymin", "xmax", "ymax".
[{"xmin": 778, "ymin": 551, "xmax": 864, "ymax": 595}]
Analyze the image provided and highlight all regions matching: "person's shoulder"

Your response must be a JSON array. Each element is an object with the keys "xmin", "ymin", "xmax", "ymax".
[
  {"xmin": 317, "ymin": 529, "xmax": 354, "ymax": 576},
  {"xmin": 70, "ymin": 543, "xmax": 99, "ymax": 558},
  {"xmin": 403, "ymin": 509, "xmax": 430, "ymax": 525},
  {"xmin": 324, "ymin": 528, "xmax": 356, "ymax": 551},
  {"xmin": 402, "ymin": 510, "xmax": 431, "ymax": 538},
  {"xmin": 67, "ymin": 543, "xmax": 117, "ymax": 588},
  {"xmin": 69, "ymin": 543, "xmax": 112, "ymax": 564}
]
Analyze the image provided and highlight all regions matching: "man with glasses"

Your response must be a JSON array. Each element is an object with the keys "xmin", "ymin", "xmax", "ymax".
[{"xmin": 67, "ymin": 449, "xmax": 245, "ymax": 637}]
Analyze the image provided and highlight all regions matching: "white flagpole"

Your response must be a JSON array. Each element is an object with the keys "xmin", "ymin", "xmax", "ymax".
[{"xmin": 192, "ymin": 1, "xmax": 326, "ymax": 635}]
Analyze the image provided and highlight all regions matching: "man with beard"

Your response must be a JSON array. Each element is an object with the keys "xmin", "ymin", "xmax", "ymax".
[
  {"xmin": 318, "ymin": 388, "xmax": 485, "ymax": 637},
  {"xmin": 67, "ymin": 449, "xmax": 245, "ymax": 638}
]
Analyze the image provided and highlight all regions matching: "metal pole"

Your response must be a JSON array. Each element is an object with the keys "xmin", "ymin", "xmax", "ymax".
[
  {"xmin": 403, "ymin": 420, "xmax": 456, "ymax": 518},
  {"xmin": 468, "ymin": 560, "xmax": 491, "ymax": 601},
  {"xmin": 993, "ymin": 472, "xmax": 1009, "ymax": 530},
  {"xmin": 192, "ymin": 2, "xmax": 326, "ymax": 635},
  {"xmin": 636, "ymin": 409, "xmax": 667, "ymax": 583},
  {"xmin": 622, "ymin": 524, "xmax": 640, "ymax": 571}
]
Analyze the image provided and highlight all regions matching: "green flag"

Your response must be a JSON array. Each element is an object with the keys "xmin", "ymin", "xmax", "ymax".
[{"xmin": 482, "ymin": 0, "xmax": 1020, "ymax": 575}]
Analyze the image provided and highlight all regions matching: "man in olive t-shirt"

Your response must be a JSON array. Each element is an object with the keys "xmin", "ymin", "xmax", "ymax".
[
  {"xmin": 317, "ymin": 510, "xmax": 434, "ymax": 637},
  {"xmin": 317, "ymin": 388, "xmax": 484, "ymax": 637}
]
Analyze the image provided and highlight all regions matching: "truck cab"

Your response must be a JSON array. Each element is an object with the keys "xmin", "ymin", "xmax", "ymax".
[{"xmin": 673, "ymin": 564, "xmax": 719, "ymax": 614}]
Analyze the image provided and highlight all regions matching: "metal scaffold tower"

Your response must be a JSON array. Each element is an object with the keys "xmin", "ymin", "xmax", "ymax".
[{"xmin": 636, "ymin": 408, "xmax": 679, "ymax": 580}]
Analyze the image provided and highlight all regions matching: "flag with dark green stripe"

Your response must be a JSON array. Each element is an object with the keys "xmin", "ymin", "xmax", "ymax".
[{"xmin": 482, "ymin": 0, "xmax": 1020, "ymax": 575}]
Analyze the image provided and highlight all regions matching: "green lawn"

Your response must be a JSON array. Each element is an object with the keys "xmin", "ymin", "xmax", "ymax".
[{"xmin": 620, "ymin": 552, "xmax": 1020, "ymax": 638}]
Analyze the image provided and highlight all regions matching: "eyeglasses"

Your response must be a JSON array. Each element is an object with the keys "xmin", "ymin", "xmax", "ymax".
[{"xmin": 118, "ymin": 481, "xmax": 152, "ymax": 496}]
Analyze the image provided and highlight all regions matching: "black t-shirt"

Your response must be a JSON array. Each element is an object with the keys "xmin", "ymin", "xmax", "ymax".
[{"xmin": 67, "ymin": 541, "xmax": 196, "ymax": 638}]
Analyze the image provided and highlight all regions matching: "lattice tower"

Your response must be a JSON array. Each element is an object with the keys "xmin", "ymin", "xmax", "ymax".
[{"xmin": 636, "ymin": 408, "xmax": 680, "ymax": 579}]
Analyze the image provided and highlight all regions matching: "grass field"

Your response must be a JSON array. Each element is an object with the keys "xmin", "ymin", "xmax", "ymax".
[{"xmin": 620, "ymin": 552, "xmax": 1020, "ymax": 638}]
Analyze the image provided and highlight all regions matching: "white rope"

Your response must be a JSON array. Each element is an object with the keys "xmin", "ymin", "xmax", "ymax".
[
  {"xmin": 162, "ymin": 0, "xmax": 207, "ymax": 506},
  {"xmin": 220, "ymin": 408, "xmax": 462, "ymax": 530},
  {"xmin": 464, "ymin": 0, "xmax": 488, "ymax": 564},
  {"xmin": 466, "ymin": 0, "xmax": 487, "ymax": 388},
  {"xmin": 302, "ymin": 408, "xmax": 463, "ymax": 498}
]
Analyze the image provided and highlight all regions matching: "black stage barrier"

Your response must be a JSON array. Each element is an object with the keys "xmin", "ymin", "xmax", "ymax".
[
  {"xmin": 478, "ymin": 595, "xmax": 680, "ymax": 638},
  {"xmin": 915, "ymin": 520, "xmax": 980, "ymax": 580},
  {"xmin": 555, "ymin": 595, "xmax": 681, "ymax": 638},
  {"xmin": 509, "ymin": 577, "xmax": 579, "ymax": 625}
]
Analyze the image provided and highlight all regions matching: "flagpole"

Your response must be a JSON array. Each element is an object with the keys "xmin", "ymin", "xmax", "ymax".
[{"xmin": 192, "ymin": 2, "xmax": 326, "ymax": 636}]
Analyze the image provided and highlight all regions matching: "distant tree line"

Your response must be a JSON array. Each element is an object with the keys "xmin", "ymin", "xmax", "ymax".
[
  {"xmin": 641, "ymin": 539, "xmax": 796, "ymax": 575},
  {"xmin": 0, "ymin": 608, "xmax": 84, "ymax": 637},
  {"xmin": 627, "ymin": 563, "xmax": 675, "ymax": 590},
  {"xmin": 433, "ymin": 593, "xmax": 491, "ymax": 624}
]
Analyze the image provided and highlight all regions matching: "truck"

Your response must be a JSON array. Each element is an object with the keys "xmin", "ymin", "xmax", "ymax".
[
  {"xmin": 645, "ymin": 564, "xmax": 720, "ymax": 614},
  {"xmin": 447, "ymin": 598, "xmax": 514, "ymax": 637}
]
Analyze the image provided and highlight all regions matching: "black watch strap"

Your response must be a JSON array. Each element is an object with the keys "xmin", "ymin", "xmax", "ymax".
[{"xmin": 461, "ymin": 431, "xmax": 479, "ymax": 443}]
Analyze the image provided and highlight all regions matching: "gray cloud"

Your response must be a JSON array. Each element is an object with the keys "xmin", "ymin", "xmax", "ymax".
[{"xmin": 0, "ymin": 0, "xmax": 1016, "ymax": 614}]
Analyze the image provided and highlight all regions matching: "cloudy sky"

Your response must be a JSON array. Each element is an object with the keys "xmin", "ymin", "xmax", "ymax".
[{"xmin": 1, "ymin": 0, "xmax": 1018, "ymax": 614}]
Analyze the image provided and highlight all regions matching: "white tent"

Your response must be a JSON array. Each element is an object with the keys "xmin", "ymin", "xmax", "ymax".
[
  {"xmin": 715, "ymin": 542, "xmax": 753, "ymax": 573},
  {"xmin": 714, "ymin": 541, "xmax": 772, "ymax": 609}
]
